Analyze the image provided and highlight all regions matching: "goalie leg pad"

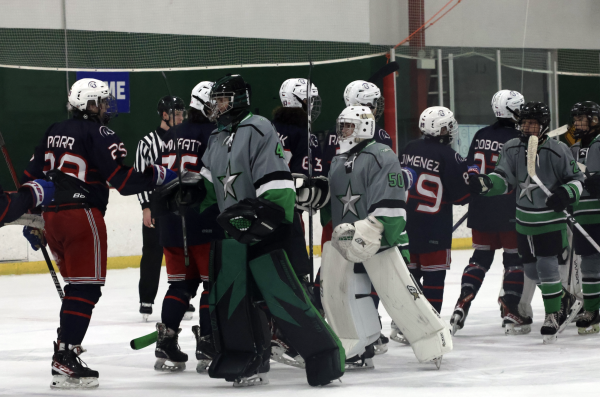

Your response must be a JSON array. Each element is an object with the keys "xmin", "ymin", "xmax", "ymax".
[
  {"xmin": 248, "ymin": 247, "xmax": 344, "ymax": 386},
  {"xmin": 363, "ymin": 247, "xmax": 453, "ymax": 363},
  {"xmin": 208, "ymin": 240, "xmax": 270, "ymax": 382},
  {"xmin": 321, "ymin": 242, "xmax": 381, "ymax": 358}
]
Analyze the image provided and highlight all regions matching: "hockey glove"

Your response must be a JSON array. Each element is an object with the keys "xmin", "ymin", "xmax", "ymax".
[
  {"xmin": 546, "ymin": 185, "xmax": 576, "ymax": 212},
  {"xmin": 467, "ymin": 164, "xmax": 481, "ymax": 175},
  {"xmin": 151, "ymin": 171, "xmax": 206, "ymax": 217},
  {"xmin": 293, "ymin": 174, "xmax": 330, "ymax": 214},
  {"xmin": 23, "ymin": 226, "xmax": 46, "ymax": 251},
  {"xmin": 468, "ymin": 174, "xmax": 493, "ymax": 195},
  {"xmin": 216, "ymin": 198, "xmax": 285, "ymax": 244},
  {"xmin": 152, "ymin": 165, "xmax": 177, "ymax": 187},
  {"xmin": 21, "ymin": 179, "xmax": 54, "ymax": 207},
  {"xmin": 585, "ymin": 173, "xmax": 600, "ymax": 199},
  {"xmin": 401, "ymin": 167, "xmax": 417, "ymax": 190},
  {"xmin": 332, "ymin": 216, "xmax": 384, "ymax": 263}
]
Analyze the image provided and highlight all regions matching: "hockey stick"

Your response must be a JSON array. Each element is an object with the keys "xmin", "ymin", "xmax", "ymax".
[
  {"xmin": 547, "ymin": 124, "xmax": 568, "ymax": 138},
  {"xmin": 0, "ymin": 130, "xmax": 64, "ymax": 299},
  {"xmin": 452, "ymin": 212, "xmax": 468, "ymax": 232},
  {"xmin": 130, "ymin": 330, "xmax": 157, "ymax": 350},
  {"xmin": 527, "ymin": 136, "xmax": 600, "ymax": 253},
  {"xmin": 307, "ymin": 59, "xmax": 314, "ymax": 283},
  {"xmin": 367, "ymin": 61, "xmax": 399, "ymax": 85},
  {"xmin": 6, "ymin": 213, "xmax": 45, "ymax": 229}
]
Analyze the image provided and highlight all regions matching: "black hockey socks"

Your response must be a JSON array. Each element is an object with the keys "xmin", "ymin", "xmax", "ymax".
[
  {"xmin": 59, "ymin": 284, "xmax": 102, "ymax": 346},
  {"xmin": 161, "ymin": 282, "xmax": 191, "ymax": 331},
  {"xmin": 313, "ymin": 268, "xmax": 324, "ymax": 312},
  {"xmin": 502, "ymin": 253, "xmax": 524, "ymax": 304},
  {"xmin": 422, "ymin": 270, "xmax": 446, "ymax": 313},
  {"xmin": 199, "ymin": 283, "xmax": 211, "ymax": 336},
  {"xmin": 461, "ymin": 250, "xmax": 494, "ymax": 294}
]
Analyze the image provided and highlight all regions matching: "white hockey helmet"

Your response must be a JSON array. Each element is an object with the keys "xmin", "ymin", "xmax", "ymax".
[
  {"xmin": 279, "ymin": 78, "xmax": 321, "ymax": 121},
  {"xmin": 336, "ymin": 106, "xmax": 376, "ymax": 154},
  {"xmin": 190, "ymin": 81, "xmax": 214, "ymax": 118},
  {"xmin": 343, "ymin": 80, "xmax": 384, "ymax": 121},
  {"xmin": 68, "ymin": 78, "xmax": 116, "ymax": 124},
  {"xmin": 419, "ymin": 106, "xmax": 458, "ymax": 145},
  {"xmin": 491, "ymin": 90, "xmax": 524, "ymax": 120}
]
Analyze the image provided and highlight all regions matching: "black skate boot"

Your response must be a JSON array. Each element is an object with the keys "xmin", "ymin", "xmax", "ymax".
[
  {"xmin": 373, "ymin": 333, "xmax": 389, "ymax": 355},
  {"xmin": 140, "ymin": 302, "xmax": 152, "ymax": 322},
  {"xmin": 192, "ymin": 325, "xmax": 216, "ymax": 373},
  {"xmin": 154, "ymin": 323, "xmax": 188, "ymax": 372},
  {"xmin": 558, "ymin": 289, "xmax": 583, "ymax": 334},
  {"xmin": 541, "ymin": 312, "xmax": 560, "ymax": 344},
  {"xmin": 450, "ymin": 289, "xmax": 475, "ymax": 335},
  {"xmin": 183, "ymin": 303, "xmax": 195, "ymax": 321},
  {"xmin": 576, "ymin": 309, "xmax": 600, "ymax": 335},
  {"xmin": 233, "ymin": 360, "xmax": 270, "ymax": 387},
  {"xmin": 270, "ymin": 323, "xmax": 305, "ymax": 368},
  {"xmin": 345, "ymin": 343, "xmax": 375, "ymax": 370},
  {"xmin": 499, "ymin": 296, "xmax": 532, "ymax": 335},
  {"xmin": 51, "ymin": 345, "xmax": 99, "ymax": 389}
]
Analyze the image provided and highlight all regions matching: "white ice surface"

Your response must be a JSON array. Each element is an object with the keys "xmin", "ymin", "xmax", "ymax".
[{"xmin": 1, "ymin": 249, "xmax": 599, "ymax": 396}]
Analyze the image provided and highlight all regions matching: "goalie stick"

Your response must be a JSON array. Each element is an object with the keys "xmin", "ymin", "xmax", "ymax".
[
  {"xmin": 307, "ymin": 59, "xmax": 315, "ymax": 283},
  {"xmin": 0, "ymin": 130, "xmax": 64, "ymax": 299}
]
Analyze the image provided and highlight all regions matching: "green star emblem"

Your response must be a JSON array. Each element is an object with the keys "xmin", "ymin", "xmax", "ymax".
[
  {"xmin": 218, "ymin": 161, "xmax": 242, "ymax": 200},
  {"xmin": 337, "ymin": 182, "xmax": 361, "ymax": 217},
  {"xmin": 519, "ymin": 175, "xmax": 539, "ymax": 203}
]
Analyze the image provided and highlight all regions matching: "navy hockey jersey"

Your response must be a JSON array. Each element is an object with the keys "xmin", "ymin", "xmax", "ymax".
[
  {"xmin": 400, "ymin": 138, "xmax": 470, "ymax": 253},
  {"xmin": 157, "ymin": 119, "xmax": 224, "ymax": 247},
  {"xmin": 322, "ymin": 123, "xmax": 392, "ymax": 175},
  {"xmin": 466, "ymin": 122, "xmax": 519, "ymax": 232},
  {"xmin": 22, "ymin": 115, "xmax": 156, "ymax": 215},
  {"xmin": 0, "ymin": 183, "xmax": 33, "ymax": 224},
  {"xmin": 272, "ymin": 121, "xmax": 323, "ymax": 177}
]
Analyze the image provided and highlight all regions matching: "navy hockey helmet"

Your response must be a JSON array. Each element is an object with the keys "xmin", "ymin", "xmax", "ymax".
[
  {"xmin": 518, "ymin": 101, "xmax": 551, "ymax": 143},
  {"xmin": 157, "ymin": 96, "xmax": 185, "ymax": 118},
  {"xmin": 570, "ymin": 101, "xmax": 600, "ymax": 140},
  {"xmin": 209, "ymin": 74, "xmax": 251, "ymax": 131}
]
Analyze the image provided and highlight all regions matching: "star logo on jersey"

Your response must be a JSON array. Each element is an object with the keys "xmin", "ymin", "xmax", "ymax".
[
  {"xmin": 337, "ymin": 182, "xmax": 361, "ymax": 217},
  {"xmin": 218, "ymin": 162, "xmax": 242, "ymax": 200},
  {"xmin": 519, "ymin": 175, "xmax": 539, "ymax": 203}
]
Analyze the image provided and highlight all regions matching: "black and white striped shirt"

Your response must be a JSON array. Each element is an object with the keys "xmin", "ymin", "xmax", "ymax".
[{"xmin": 134, "ymin": 127, "xmax": 167, "ymax": 208}]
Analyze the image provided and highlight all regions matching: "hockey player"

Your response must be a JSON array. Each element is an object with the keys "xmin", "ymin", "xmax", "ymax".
[
  {"xmin": 321, "ymin": 105, "xmax": 452, "ymax": 369},
  {"xmin": 400, "ymin": 107, "xmax": 470, "ymax": 315},
  {"xmin": 151, "ymin": 81, "xmax": 225, "ymax": 373},
  {"xmin": 135, "ymin": 95, "xmax": 185, "ymax": 321},
  {"xmin": 470, "ymin": 101, "xmax": 583, "ymax": 344},
  {"xmin": 0, "ymin": 180, "xmax": 54, "ymax": 225},
  {"xmin": 22, "ymin": 78, "xmax": 176, "ymax": 388},
  {"xmin": 568, "ymin": 101, "xmax": 600, "ymax": 334},
  {"xmin": 198, "ymin": 74, "xmax": 344, "ymax": 387},
  {"xmin": 451, "ymin": 90, "xmax": 532, "ymax": 336}
]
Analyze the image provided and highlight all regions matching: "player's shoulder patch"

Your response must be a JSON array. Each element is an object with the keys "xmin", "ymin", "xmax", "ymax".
[{"xmin": 98, "ymin": 125, "xmax": 117, "ymax": 138}]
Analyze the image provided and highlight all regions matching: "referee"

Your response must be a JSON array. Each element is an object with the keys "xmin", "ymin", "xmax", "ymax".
[{"xmin": 135, "ymin": 96, "xmax": 185, "ymax": 321}]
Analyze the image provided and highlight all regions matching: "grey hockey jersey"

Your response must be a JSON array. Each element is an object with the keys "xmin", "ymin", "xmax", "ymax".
[{"xmin": 571, "ymin": 136, "xmax": 600, "ymax": 225}]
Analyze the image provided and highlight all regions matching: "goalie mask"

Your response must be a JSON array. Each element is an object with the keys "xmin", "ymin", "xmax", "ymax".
[
  {"xmin": 279, "ymin": 78, "xmax": 321, "ymax": 122},
  {"xmin": 344, "ymin": 80, "xmax": 384, "ymax": 122},
  {"xmin": 68, "ymin": 78, "xmax": 117, "ymax": 125},
  {"xmin": 570, "ymin": 101, "xmax": 600, "ymax": 140},
  {"xmin": 518, "ymin": 101, "xmax": 551, "ymax": 143},
  {"xmin": 336, "ymin": 106, "xmax": 376, "ymax": 154},
  {"xmin": 419, "ymin": 106, "xmax": 458, "ymax": 145},
  {"xmin": 190, "ymin": 81, "xmax": 214, "ymax": 118},
  {"xmin": 157, "ymin": 96, "xmax": 186, "ymax": 127},
  {"xmin": 209, "ymin": 74, "xmax": 250, "ymax": 131},
  {"xmin": 491, "ymin": 90, "xmax": 524, "ymax": 120}
]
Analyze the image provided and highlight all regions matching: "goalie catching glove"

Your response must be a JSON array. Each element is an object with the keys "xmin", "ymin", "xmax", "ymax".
[
  {"xmin": 151, "ymin": 171, "xmax": 206, "ymax": 217},
  {"xmin": 216, "ymin": 197, "xmax": 285, "ymax": 244},
  {"xmin": 293, "ymin": 174, "xmax": 330, "ymax": 214},
  {"xmin": 332, "ymin": 215, "xmax": 384, "ymax": 263}
]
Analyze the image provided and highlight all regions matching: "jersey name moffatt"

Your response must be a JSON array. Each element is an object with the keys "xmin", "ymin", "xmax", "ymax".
[{"xmin": 401, "ymin": 154, "xmax": 440, "ymax": 172}]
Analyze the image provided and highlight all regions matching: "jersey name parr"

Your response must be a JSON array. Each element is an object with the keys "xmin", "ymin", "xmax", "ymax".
[
  {"xmin": 401, "ymin": 154, "xmax": 440, "ymax": 172},
  {"xmin": 47, "ymin": 135, "xmax": 75, "ymax": 150}
]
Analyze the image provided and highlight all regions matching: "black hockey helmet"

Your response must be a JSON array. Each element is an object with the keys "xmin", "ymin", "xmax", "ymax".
[
  {"xmin": 518, "ymin": 101, "xmax": 551, "ymax": 143},
  {"xmin": 209, "ymin": 74, "xmax": 250, "ymax": 131},
  {"xmin": 157, "ymin": 96, "xmax": 186, "ymax": 118},
  {"xmin": 570, "ymin": 101, "xmax": 600, "ymax": 140}
]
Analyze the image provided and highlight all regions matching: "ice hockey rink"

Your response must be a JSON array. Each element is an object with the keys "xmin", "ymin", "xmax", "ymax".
[{"xmin": 1, "ymin": 249, "xmax": 598, "ymax": 397}]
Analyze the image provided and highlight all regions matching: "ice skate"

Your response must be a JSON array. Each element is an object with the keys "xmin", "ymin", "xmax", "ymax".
[
  {"xmin": 183, "ymin": 303, "xmax": 195, "ymax": 321},
  {"xmin": 373, "ymin": 333, "xmax": 389, "ymax": 355},
  {"xmin": 450, "ymin": 289, "xmax": 475, "ymax": 335},
  {"xmin": 390, "ymin": 321, "xmax": 409, "ymax": 344},
  {"xmin": 576, "ymin": 310, "xmax": 600, "ymax": 335},
  {"xmin": 233, "ymin": 362, "xmax": 270, "ymax": 387},
  {"xmin": 432, "ymin": 356, "xmax": 443, "ymax": 369},
  {"xmin": 154, "ymin": 323, "xmax": 188, "ymax": 372},
  {"xmin": 192, "ymin": 325, "xmax": 215, "ymax": 373},
  {"xmin": 345, "ymin": 344, "xmax": 375, "ymax": 370},
  {"xmin": 140, "ymin": 302, "xmax": 152, "ymax": 322},
  {"xmin": 558, "ymin": 289, "xmax": 583, "ymax": 334},
  {"xmin": 541, "ymin": 312, "xmax": 560, "ymax": 344},
  {"xmin": 51, "ymin": 345, "xmax": 99, "ymax": 389},
  {"xmin": 270, "ymin": 336, "xmax": 305, "ymax": 369},
  {"xmin": 499, "ymin": 296, "xmax": 532, "ymax": 335}
]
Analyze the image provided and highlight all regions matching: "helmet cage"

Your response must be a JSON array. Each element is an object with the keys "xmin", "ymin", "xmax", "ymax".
[
  {"xmin": 570, "ymin": 101, "xmax": 600, "ymax": 139},
  {"xmin": 208, "ymin": 91, "xmax": 235, "ymax": 123}
]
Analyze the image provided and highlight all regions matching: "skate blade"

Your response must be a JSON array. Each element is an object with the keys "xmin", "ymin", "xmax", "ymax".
[
  {"xmin": 345, "ymin": 358, "xmax": 374, "ymax": 371},
  {"xmin": 233, "ymin": 373, "xmax": 269, "ymax": 387},
  {"xmin": 542, "ymin": 334, "xmax": 558, "ymax": 344},
  {"xmin": 154, "ymin": 358, "xmax": 186, "ymax": 372},
  {"xmin": 559, "ymin": 300, "xmax": 583, "ymax": 334},
  {"xmin": 505, "ymin": 324, "xmax": 532, "ymax": 335},
  {"xmin": 432, "ymin": 356, "xmax": 443, "ymax": 370},
  {"xmin": 578, "ymin": 324, "xmax": 600, "ymax": 335},
  {"xmin": 270, "ymin": 345, "xmax": 305, "ymax": 369},
  {"xmin": 142, "ymin": 313, "xmax": 150, "ymax": 322},
  {"xmin": 196, "ymin": 359, "xmax": 211, "ymax": 373},
  {"xmin": 373, "ymin": 343, "xmax": 388, "ymax": 355},
  {"xmin": 450, "ymin": 314, "xmax": 462, "ymax": 336},
  {"xmin": 182, "ymin": 312, "xmax": 194, "ymax": 321},
  {"xmin": 50, "ymin": 375, "xmax": 99, "ymax": 389},
  {"xmin": 390, "ymin": 331, "xmax": 410, "ymax": 345}
]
